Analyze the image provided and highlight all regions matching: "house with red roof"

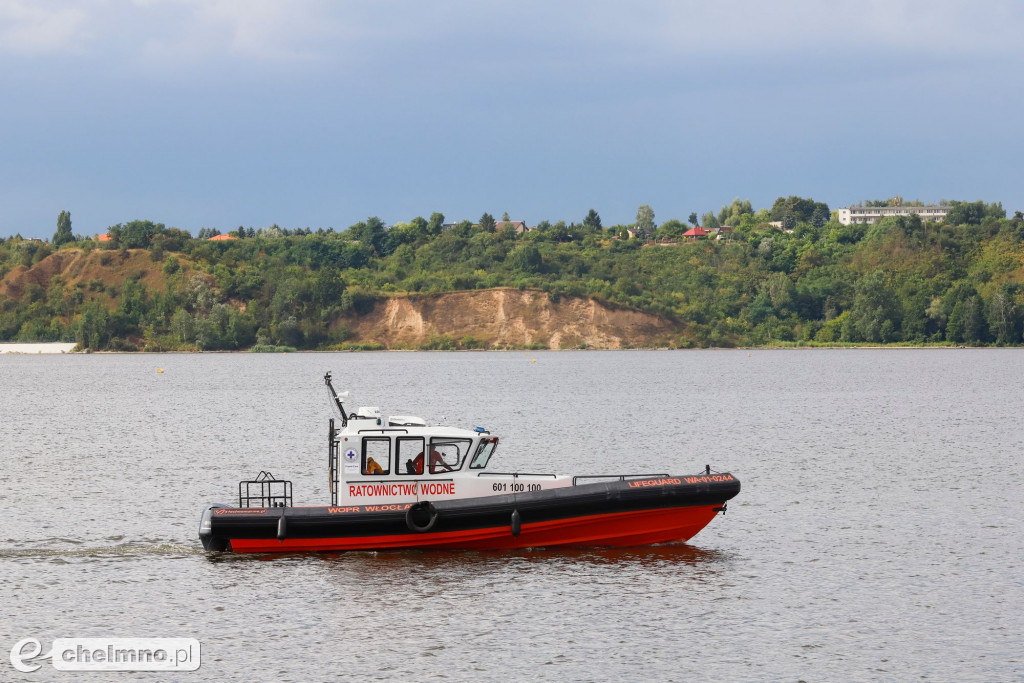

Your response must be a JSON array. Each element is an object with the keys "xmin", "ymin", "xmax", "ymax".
[{"xmin": 682, "ymin": 226, "xmax": 708, "ymax": 241}]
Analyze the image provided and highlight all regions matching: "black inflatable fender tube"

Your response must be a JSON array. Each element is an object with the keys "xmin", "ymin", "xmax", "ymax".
[{"xmin": 405, "ymin": 501, "xmax": 439, "ymax": 533}]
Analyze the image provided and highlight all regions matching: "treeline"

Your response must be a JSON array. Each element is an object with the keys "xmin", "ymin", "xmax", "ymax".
[{"xmin": 1, "ymin": 197, "xmax": 1022, "ymax": 350}]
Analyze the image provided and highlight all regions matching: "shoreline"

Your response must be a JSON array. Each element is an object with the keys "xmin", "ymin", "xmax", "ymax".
[
  {"xmin": 1, "ymin": 343, "xmax": 1005, "ymax": 355},
  {"xmin": 0, "ymin": 342, "xmax": 77, "ymax": 354}
]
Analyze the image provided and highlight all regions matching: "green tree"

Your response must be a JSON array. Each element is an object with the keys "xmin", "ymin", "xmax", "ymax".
[
  {"xmin": 770, "ymin": 196, "xmax": 830, "ymax": 227},
  {"xmin": 947, "ymin": 295, "xmax": 985, "ymax": 343},
  {"xmin": 717, "ymin": 198, "xmax": 753, "ymax": 226},
  {"xmin": 986, "ymin": 286, "xmax": 1018, "ymax": 344},
  {"xmin": 945, "ymin": 200, "xmax": 1004, "ymax": 226},
  {"xmin": 53, "ymin": 210, "xmax": 74, "ymax": 247},
  {"xmin": 508, "ymin": 244, "xmax": 543, "ymax": 273},
  {"xmin": 315, "ymin": 266, "xmax": 345, "ymax": 306},
  {"xmin": 170, "ymin": 309, "xmax": 194, "ymax": 344},
  {"xmin": 349, "ymin": 217, "xmax": 387, "ymax": 256},
  {"xmin": 427, "ymin": 212, "xmax": 445, "ymax": 237},
  {"xmin": 763, "ymin": 272, "xmax": 795, "ymax": 313},
  {"xmin": 811, "ymin": 205, "xmax": 831, "ymax": 227},
  {"xmin": 634, "ymin": 205, "xmax": 655, "ymax": 239},
  {"xmin": 548, "ymin": 221, "xmax": 573, "ymax": 242},
  {"xmin": 925, "ymin": 296, "xmax": 947, "ymax": 338},
  {"xmin": 688, "ymin": 212, "xmax": 698, "ymax": 226},
  {"xmin": 842, "ymin": 271, "xmax": 902, "ymax": 342},
  {"xmin": 108, "ymin": 220, "xmax": 163, "ymax": 249},
  {"xmin": 479, "ymin": 212, "xmax": 496, "ymax": 233},
  {"xmin": 657, "ymin": 219, "xmax": 686, "ymax": 240},
  {"xmin": 945, "ymin": 201, "xmax": 985, "ymax": 226},
  {"xmin": 275, "ymin": 315, "xmax": 304, "ymax": 347},
  {"xmin": 73, "ymin": 300, "xmax": 111, "ymax": 349},
  {"xmin": 408, "ymin": 216, "xmax": 429, "ymax": 240},
  {"xmin": 583, "ymin": 209, "xmax": 602, "ymax": 230}
]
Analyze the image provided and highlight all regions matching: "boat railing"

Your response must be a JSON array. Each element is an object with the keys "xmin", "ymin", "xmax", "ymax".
[
  {"xmin": 329, "ymin": 420, "xmax": 339, "ymax": 506},
  {"xmin": 481, "ymin": 472, "xmax": 559, "ymax": 479},
  {"xmin": 239, "ymin": 471, "xmax": 293, "ymax": 508},
  {"xmin": 572, "ymin": 473, "xmax": 670, "ymax": 486}
]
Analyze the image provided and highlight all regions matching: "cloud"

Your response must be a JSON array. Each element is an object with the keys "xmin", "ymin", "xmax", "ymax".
[
  {"xmin": 587, "ymin": 0, "xmax": 1022, "ymax": 57},
  {"xmin": 6, "ymin": 1, "xmax": 1021, "ymax": 63},
  {"xmin": 0, "ymin": 0, "xmax": 342, "ymax": 64},
  {"xmin": 0, "ymin": 0, "xmax": 88, "ymax": 55},
  {"xmin": 132, "ymin": 0, "xmax": 342, "ymax": 65}
]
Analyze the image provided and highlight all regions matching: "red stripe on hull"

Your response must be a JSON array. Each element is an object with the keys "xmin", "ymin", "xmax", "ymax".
[{"xmin": 228, "ymin": 505, "xmax": 722, "ymax": 553}]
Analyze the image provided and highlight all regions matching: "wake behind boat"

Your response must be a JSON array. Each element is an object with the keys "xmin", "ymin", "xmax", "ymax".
[{"xmin": 198, "ymin": 373, "xmax": 740, "ymax": 553}]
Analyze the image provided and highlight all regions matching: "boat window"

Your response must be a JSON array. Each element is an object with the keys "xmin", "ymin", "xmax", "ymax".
[
  {"xmin": 469, "ymin": 437, "xmax": 498, "ymax": 469},
  {"xmin": 397, "ymin": 437, "xmax": 425, "ymax": 476},
  {"xmin": 428, "ymin": 438, "xmax": 471, "ymax": 474},
  {"xmin": 362, "ymin": 438, "xmax": 391, "ymax": 476}
]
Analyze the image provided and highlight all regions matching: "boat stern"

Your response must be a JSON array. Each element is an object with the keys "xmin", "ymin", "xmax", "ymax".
[{"xmin": 198, "ymin": 504, "xmax": 231, "ymax": 552}]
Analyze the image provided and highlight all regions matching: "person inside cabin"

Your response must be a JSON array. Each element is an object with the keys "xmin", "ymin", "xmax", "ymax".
[
  {"xmin": 365, "ymin": 456, "xmax": 384, "ymax": 476},
  {"xmin": 406, "ymin": 452, "xmax": 424, "ymax": 475},
  {"xmin": 429, "ymin": 448, "xmax": 453, "ymax": 473}
]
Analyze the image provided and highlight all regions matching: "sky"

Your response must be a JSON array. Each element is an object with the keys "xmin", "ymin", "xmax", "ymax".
[{"xmin": 1, "ymin": 0, "xmax": 1022, "ymax": 239}]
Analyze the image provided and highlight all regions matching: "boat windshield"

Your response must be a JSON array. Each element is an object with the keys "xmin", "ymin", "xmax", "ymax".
[
  {"xmin": 469, "ymin": 438, "xmax": 498, "ymax": 469},
  {"xmin": 429, "ymin": 438, "xmax": 472, "ymax": 473}
]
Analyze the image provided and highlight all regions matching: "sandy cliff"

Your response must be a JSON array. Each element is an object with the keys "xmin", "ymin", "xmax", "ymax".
[{"xmin": 341, "ymin": 288, "xmax": 676, "ymax": 349}]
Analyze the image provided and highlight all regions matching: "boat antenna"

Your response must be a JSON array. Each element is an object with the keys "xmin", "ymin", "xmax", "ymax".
[{"xmin": 324, "ymin": 372, "xmax": 348, "ymax": 427}]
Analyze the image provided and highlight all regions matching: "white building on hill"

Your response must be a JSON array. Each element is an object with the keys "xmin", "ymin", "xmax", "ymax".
[{"xmin": 837, "ymin": 205, "xmax": 949, "ymax": 225}]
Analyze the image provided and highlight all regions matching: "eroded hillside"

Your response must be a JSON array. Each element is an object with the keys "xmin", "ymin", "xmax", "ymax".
[{"xmin": 341, "ymin": 288, "xmax": 676, "ymax": 349}]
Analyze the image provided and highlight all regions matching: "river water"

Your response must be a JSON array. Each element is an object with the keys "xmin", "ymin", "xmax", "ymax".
[{"xmin": 0, "ymin": 350, "xmax": 1020, "ymax": 681}]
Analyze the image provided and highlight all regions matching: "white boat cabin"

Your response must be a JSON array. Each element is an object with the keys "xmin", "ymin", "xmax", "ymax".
[{"xmin": 330, "ymin": 406, "xmax": 573, "ymax": 506}]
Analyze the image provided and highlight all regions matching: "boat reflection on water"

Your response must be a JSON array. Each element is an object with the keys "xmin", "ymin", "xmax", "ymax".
[{"xmin": 203, "ymin": 542, "xmax": 729, "ymax": 569}]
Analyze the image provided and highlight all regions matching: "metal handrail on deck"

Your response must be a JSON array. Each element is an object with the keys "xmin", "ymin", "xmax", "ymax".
[
  {"xmin": 239, "ymin": 471, "xmax": 293, "ymax": 508},
  {"xmin": 480, "ymin": 472, "xmax": 559, "ymax": 479},
  {"xmin": 571, "ymin": 473, "xmax": 670, "ymax": 486}
]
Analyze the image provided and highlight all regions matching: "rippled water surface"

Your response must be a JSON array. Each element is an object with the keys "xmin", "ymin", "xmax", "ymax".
[{"xmin": 1, "ymin": 350, "xmax": 1021, "ymax": 680}]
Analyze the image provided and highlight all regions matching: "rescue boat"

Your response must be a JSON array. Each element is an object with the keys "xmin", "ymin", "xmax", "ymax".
[{"xmin": 197, "ymin": 373, "xmax": 740, "ymax": 553}]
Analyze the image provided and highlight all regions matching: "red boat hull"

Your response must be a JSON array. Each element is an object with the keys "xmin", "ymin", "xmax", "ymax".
[
  {"xmin": 228, "ymin": 504, "xmax": 723, "ymax": 553},
  {"xmin": 202, "ymin": 473, "xmax": 740, "ymax": 553}
]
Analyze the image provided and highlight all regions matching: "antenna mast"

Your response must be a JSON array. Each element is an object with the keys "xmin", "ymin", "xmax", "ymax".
[{"xmin": 324, "ymin": 372, "xmax": 347, "ymax": 427}]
